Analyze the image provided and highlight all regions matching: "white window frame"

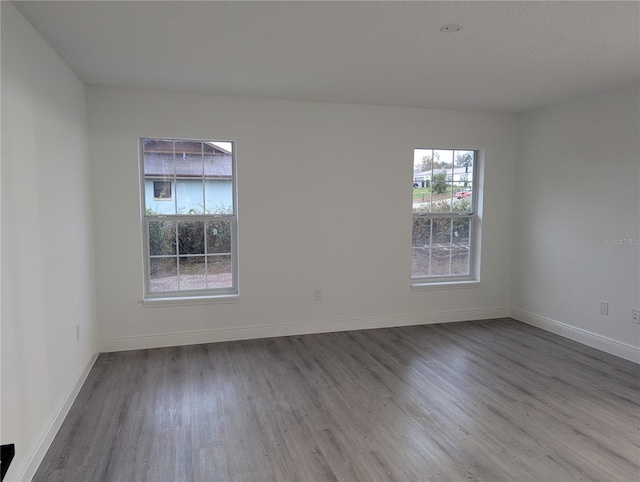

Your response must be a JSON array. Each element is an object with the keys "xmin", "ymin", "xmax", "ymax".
[
  {"xmin": 411, "ymin": 148, "xmax": 481, "ymax": 287},
  {"xmin": 140, "ymin": 138, "xmax": 238, "ymax": 302}
]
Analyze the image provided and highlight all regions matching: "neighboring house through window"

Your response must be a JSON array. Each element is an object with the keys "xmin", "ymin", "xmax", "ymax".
[
  {"xmin": 141, "ymin": 138, "xmax": 237, "ymax": 298},
  {"xmin": 412, "ymin": 148, "xmax": 478, "ymax": 283}
]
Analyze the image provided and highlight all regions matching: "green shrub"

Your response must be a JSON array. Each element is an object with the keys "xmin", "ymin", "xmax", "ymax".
[
  {"xmin": 432, "ymin": 172, "xmax": 448, "ymax": 194},
  {"xmin": 147, "ymin": 208, "xmax": 232, "ymax": 257}
]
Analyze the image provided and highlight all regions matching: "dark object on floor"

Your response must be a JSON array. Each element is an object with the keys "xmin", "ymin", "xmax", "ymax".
[{"xmin": 1, "ymin": 444, "xmax": 15, "ymax": 481}]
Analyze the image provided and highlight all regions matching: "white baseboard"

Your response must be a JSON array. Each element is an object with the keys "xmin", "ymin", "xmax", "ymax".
[
  {"xmin": 511, "ymin": 307, "xmax": 640, "ymax": 364},
  {"xmin": 11, "ymin": 345, "xmax": 99, "ymax": 482},
  {"xmin": 98, "ymin": 307, "xmax": 510, "ymax": 353}
]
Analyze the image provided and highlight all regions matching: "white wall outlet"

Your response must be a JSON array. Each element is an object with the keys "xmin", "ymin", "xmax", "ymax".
[
  {"xmin": 632, "ymin": 309, "xmax": 640, "ymax": 324},
  {"xmin": 600, "ymin": 301, "xmax": 608, "ymax": 315},
  {"xmin": 76, "ymin": 325, "xmax": 81, "ymax": 341},
  {"xmin": 314, "ymin": 289, "xmax": 322, "ymax": 301}
]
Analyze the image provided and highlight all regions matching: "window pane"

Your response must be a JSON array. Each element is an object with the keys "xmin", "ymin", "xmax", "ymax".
[
  {"xmin": 205, "ymin": 178, "xmax": 233, "ymax": 214},
  {"xmin": 176, "ymin": 179, "xmax": 204, "ymax": 214},
  {"xmin": 150, "ymin": 257, "xmax": 178, "ymax": 292},
  {"xmin": 179, "ymin": 256, "xmax": 206, "ymax": 290},
  {"xmin": 412, "ymin": 217, "xmax": 431, "ymax": 277},
  {"xmin": 178, "ymin": 221, "xmax": 205, "ymax": 255},
  {"xmin": 432, "ymin": 217, "xmax": 451, "ymax": 245},
  {"xmin": 451, "ymin": 218, "xmax": 471, "ymax": 275},
  {"xmin": 445, "ymin": 181, "xmax": 456, "ymax": 210},
  {"xmin": 430, "ymin": 217, "xmax": 452, "ymax": 277},
  {"xmin": 143, "ymin": 140, "xmax": 175, "ymax": 177},
  {"xmin": 413, "ymin": 186, "xmax": 433, "ymax": 213},
  {"xmin": 146, "ymin": 179, "xmax": 176, "ymax": 214},
  {"xmin": 204, "ymin": 151, "xmax": 233, "ymax": 213},
  {"xmin": 452, "ymin": 217, "xmax": 471, "ymax": 247},
  {"xmin": 430, "ymin": 250, "xmax": 452, "ymax": 277},
  {"xmin": 176, "ymin": 153, "xmax": 204, "ymax": 176},
  {"xmin": 413, "ymin": 148, "xmax": 432, "ymax": 214},
  {"xmin": 413, "ymin": 149, "xmax": 474, "ymax": 214},
  {"xmin": 412, "ymin": 217, "xmax": 430, "ymax": 246},
  {"xmin": 452, "ymin": 181, "xmax": 473, "ymax": 213},
  {"xmin": 412, "ymin": 247, "xmax": 431, "ymax": 278},
  {"xmin": 452, "ymin": 150, "xmax": 474, "ymax": 213},
  {"xmin": 144, "ymin": 154, "xmax": 174, "ymax": 176},
  {"xmin": 208, "ymin": 255, "xmax": 232, "ymax": 289},
  {"xmin": 148, "ymin": 221, "xmax": 176, "ymax": 256},
  {"xmin": 412, "ymin": 216, "xmax": 472, "ymax": 279},
  {"xmin": 175, "ymin": 143, "xmax": 203, "ymax": 177},
  {"xmin": 412, "ymin": 171, "xmax": 449, "ymax": 214},
  {"xmin": 144, "ymin": 139, "xmax": 176, "ymax": 214},
  {"xmin": 206, "ymin": 220, "xmax": 232, "ymax": 254}
]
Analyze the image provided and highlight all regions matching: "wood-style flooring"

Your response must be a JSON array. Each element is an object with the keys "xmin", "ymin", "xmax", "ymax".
[{"xmin": 34, "ymin": 318, "xmax": 640, "ymax": 481}]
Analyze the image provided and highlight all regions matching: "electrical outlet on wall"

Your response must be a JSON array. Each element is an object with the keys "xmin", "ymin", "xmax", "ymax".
[
  {"xmin": 600, "ymin": 301, "xmax": 608, "ymax": 315},
  {"xmin": 632, "ymin": 309, "xmax": 640, "ymax": 324}
]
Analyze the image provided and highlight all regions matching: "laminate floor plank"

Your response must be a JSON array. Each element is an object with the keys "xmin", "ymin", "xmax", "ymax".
[{"xmin": 34, "ymin": 318, "xmax": 639, "ymax": 481}]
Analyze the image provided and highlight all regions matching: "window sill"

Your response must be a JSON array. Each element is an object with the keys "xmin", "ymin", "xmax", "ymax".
[
  {"xmin": 141, "ymin": 294, "xmax": 239, "ymax": 308},
  {"xmin": 411, "ymin": 280, "xmax": 480, "ymax": 291}
]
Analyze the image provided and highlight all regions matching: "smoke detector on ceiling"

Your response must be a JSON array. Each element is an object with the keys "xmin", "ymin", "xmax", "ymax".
[{"xmin": 440, "ymin": 24, "xmax": 464, "ymax": 33}]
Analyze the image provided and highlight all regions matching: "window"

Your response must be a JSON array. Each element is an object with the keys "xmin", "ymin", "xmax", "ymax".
[
  {"xmin": 412, "ymin": 148, "xmax": 478, "ymax": 282},
  {"xmin": 141, "ymin": 138, "xmax": 237, "ymax": 298},
  {"xmin": 153, "ymin": 181, "xmax": 172, "ymax": 200}
]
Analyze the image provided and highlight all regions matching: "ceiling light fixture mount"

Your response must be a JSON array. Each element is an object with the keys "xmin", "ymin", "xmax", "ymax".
[{"xmin": 440, "ymin": 23, "xmax": 464, "ymax": 33}]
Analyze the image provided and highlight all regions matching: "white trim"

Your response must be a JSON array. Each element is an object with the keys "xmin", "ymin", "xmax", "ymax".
[
  {"xmin": 511, "ymin": 307, "xmax": 640, "ymax": 364},
  {"xmin": 141, "ymin": 294, "xmax": 239, "ymax": 307},
  {"xmin": 411, "ymin": 280, "xmax": 479, "ymax": 291},
  {"xmin": 13, "ymin": 345, "xmax": 99, "ymax": 482},
  {"xmin": 98, "ymin": 307, "xmax": 510, "ymax": 352}
]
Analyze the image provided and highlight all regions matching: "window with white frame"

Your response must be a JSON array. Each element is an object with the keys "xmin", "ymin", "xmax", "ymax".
[
  {"xmin": 141, "ymin": 138, "xmax": 237, "ymax": 298},
  {"xmin": 153, "ymin": 180, "xmax": 172, "ymax": 200},
  {"xmin": 412, "ymin": 148, "xmax": 478, "ymax": 282}
]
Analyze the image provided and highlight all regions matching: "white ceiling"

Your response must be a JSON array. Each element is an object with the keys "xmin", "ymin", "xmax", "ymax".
[{"xmin": 12, "ymin": 0, "xmax": 640, "ymax": 112}]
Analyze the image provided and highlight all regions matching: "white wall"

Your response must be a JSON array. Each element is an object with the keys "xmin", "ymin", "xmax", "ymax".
[
  {"xmin": 1, "ymin": 3, "xmax": 98, "ymax": 480},
  {"xmin": 512, "ymin": 84, "xmax": 640, "ymax": 361},
  {"xmin": 87, "ymin": 87, "xmax": 516, "ymax": 348}
]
